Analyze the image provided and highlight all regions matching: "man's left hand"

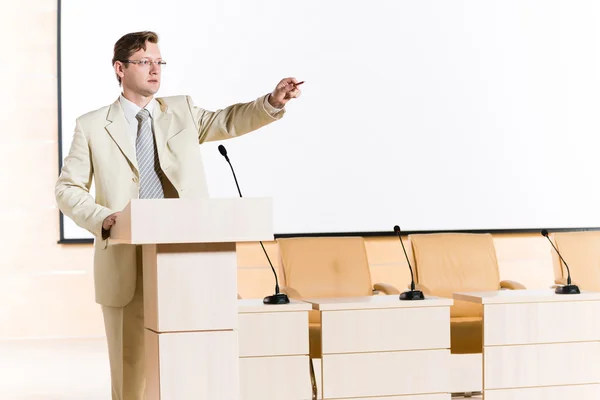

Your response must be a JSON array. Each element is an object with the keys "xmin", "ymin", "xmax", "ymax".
[{"xmin": 268, "ymin": 77, "xmax": 302, "ymax": 109}]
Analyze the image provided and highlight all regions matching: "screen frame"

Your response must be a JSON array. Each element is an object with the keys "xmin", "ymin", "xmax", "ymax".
[{"xmin": 55, "ymin": 0, "xmax": 600, "ymax": 244}]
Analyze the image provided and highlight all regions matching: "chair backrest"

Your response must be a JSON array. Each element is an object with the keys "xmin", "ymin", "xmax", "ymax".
[
  {"xmin": 553, "ymin": 231, "xmax": 600, "ymax": 291},
  {"xmin": 409, "ymin": 233, "xmax": 501, "ymax": 318},
  {"xmin": 277, "ymin": 237, "xmax": 374, "ymax": 298}
]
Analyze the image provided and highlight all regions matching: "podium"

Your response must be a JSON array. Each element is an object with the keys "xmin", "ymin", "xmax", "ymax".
[{"xmin": 110, "ymin": 198, "xmax": 273, "ymax": 400}]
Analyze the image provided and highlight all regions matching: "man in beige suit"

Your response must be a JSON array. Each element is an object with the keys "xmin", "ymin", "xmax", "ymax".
[{"xmin": 55, "ymin": 31, "xmax": 301, "ymax": 400}]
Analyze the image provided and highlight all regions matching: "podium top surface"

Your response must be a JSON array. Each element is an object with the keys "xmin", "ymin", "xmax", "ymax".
[
  {"xmin": 238, "ymin": 299, "xmax": 312, "ymax": 313},
  {"xmin": 109, "ymin": 198, "xmax": 273, "ymax": 245},
  {"xmin": 454, "ymin": 289, "xmax": 600, "ymax": 304},
  {"xmin": 303, "ymin": 295, "xmax": 453, "ymax": 311}
]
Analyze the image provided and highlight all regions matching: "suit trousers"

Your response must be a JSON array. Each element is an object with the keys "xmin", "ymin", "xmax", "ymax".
[{"xmin": 101, "ymin": 258, "xmax": 145, "ymax": 400}]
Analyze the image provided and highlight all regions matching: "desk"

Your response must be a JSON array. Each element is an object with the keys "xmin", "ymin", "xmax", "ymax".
[
  {"xmin": 454, "ymin": 290, "xmax": 600, "ymax": 400},
  {"xmin": 238, "ymin": 299, "xmax": 313, "ymax": 400},
  {"xmin": 305, "ymin": 295, "xmax": 453, "ymax": 399}
]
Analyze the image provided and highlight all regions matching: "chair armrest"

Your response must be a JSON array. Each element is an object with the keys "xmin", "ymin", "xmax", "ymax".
[
  {"xmin": 555, "ymin": 277, "xmax": 568, "ymax": 286},
  {"xmin": 552, "ymin": 277, "xmax": 578, "ymax": 288},
  {"xmin": 500, "ymin": 280, "xmax": 526, "ymax": 290},
  {"xmin": 373, "ymin": 283, "xmax": 401, "ymax": 295},
  {"xmin": 414, "ymin": 282, "xmax": 431, "ymax": 295},
  {"xmin": 280, "ymin": 286, "xmax": 302, "ymax": 299}
]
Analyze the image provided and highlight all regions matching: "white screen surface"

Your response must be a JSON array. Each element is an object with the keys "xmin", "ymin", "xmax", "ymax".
[{"xmin": 60, "ymin": 0, "xmax": 600, "ymax": 240}]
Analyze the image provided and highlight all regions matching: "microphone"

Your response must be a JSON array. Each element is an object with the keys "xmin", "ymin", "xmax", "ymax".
[
  {"xmin": 393, "ymin": 225, "xmax": 424, "ymax": 300},
  {"xmin": 218, "ymin": 144, "xmax": 290, "ymax": 304},
  {"xmin": 218, "ymin": 145, "xmax": 239, "ymax": 196},
  {"xmin": 218, "ymin": 144, "xmax": 230, "ymax": 161},
  {"xmin": 541, "ymin": 229, "xmax": 580, "ymax": 294}
]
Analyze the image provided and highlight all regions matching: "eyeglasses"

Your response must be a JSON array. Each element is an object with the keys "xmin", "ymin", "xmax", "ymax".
[{"xmin": 121, "ymin": 59, "xmax": 167, "ymax": 68}]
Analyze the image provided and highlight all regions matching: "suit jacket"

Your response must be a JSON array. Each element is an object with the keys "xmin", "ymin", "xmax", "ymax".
[{"xmin": 55, "ymin": 94, "xmax": 284, "ymax": 307}]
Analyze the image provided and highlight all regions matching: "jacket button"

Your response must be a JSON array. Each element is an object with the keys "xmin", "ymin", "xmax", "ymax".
[{"xmin": 132, "ymin": 177, "xmax": 138, "ymax": 183}]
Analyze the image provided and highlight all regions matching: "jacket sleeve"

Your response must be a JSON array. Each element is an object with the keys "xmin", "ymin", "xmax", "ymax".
[
  {"xmin": 188, "ymin": 94, "xmax": 285, "ymax": 143},
  {"xmin": 55, "ymin": 119, "xmax": 113, "ymax": 239}
]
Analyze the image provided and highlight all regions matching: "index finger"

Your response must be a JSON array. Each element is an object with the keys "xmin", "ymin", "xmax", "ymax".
[{"xmin": 280, "ymin": 77, "xmax": 298, "ymax": 87}]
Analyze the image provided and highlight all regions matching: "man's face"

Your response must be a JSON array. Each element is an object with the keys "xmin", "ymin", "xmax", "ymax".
[{"xmin": 117, "ymin": 41, "xmax": 162, "ymax": 97}]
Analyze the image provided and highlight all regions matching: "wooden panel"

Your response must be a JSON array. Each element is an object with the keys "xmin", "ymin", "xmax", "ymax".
[
  {"xmin": 238, "ymin": 311, "xmax": 309, "ymax": 357},
  {"xmin": 484, "ymin": 301, "xmax": 600, "ymax": 346},
  {"xmin": 110, "ymin": 198, "xmax": 273, "ymax": 244},
  {"xmin": 484, "ymin": 384, "xmax": 600, "ymax": 400},
  {"xmin": 143, "ymin": 243, "xmax": 238, "ymax": 332},
  {"xmin": 143, "ymin": 245, "xmax": 159, "ymax": 332},
  {"xmin": 312, "ymin": 358, "xmax": 322, "ymax": 399},
  {"xmin": 447, "ymin": 353, "xmax": 482, "ymax": 394},
  {"xmin": 306, "ymin": 295, "xmax": 453, "ymax": 311},
  {"xmin": 153, "ymin": 330, "xmax": 239, "ymax": 400},
  {"xmin": 484, "ymin": 342, "xmax": 600, "ymax": 389},
  {"xmin": 321, "ymin": 307, "xmax": 450, "ymax": 353},
  {"xmin": 322, "ymin": 350, "xmax": 449, "ymax": 398},
  {"xmin": 145, "ymin": 329, "xmax": 161, "ymax": 400},
  {"xmin": 238, "ymin": 299, "xmax": 311, "ymax": 313},
  {"xmin": 240, "ymin": 356, "xmax": 311, "ymax": 400},
  {"xmin": 454, "ymin": 290, "xmax": 600, "ymax": 305}
]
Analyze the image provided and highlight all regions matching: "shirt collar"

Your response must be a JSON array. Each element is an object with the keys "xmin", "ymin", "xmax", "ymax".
[{"xmin": 119, "ymin": 94, "xmax": 157, "ymax": 124}]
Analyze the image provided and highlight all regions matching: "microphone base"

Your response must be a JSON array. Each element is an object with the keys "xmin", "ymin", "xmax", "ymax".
[
  {"xmin": 400, "ymin": 290, "xmax": 425, "ymax": 301},
  {"xmin": 263, "ymin": 293, "xmax": 290, "ymax": 305},
  {"xmin": 555, "ymin": 284, "xmax": 581, "ymax": 295}
]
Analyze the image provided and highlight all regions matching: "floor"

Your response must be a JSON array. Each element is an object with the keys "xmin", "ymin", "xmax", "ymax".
[
  {"xmin": 0, "ymin": 338, "xmax": 111, "ymax": 400},
  {"xmin": 0, "ymin": 338, "xmax": 483, "ymax": 399}
]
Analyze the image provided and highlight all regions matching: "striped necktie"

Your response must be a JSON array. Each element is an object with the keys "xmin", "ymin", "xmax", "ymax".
[{"xmin": 135, "ymin": 109, "xmax": 165, "ymax": 199}]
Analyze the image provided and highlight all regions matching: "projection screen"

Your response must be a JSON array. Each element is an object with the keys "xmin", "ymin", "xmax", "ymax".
[{"xmin": 59, "ymin": 0, "xmax": 600, "ymax": 240}]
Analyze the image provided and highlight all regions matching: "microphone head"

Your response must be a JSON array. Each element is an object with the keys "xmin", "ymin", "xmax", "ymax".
[
  {"xmin": 218, "ymin": 145, "xmax": 227, "ymax": 157},
  {"xmin": 541, "ymin": 229, "xmax": 549, "ymax": 237},
  {"xmin": 393, "ymin": 225, "xmax": 401, "ymax": 233}
]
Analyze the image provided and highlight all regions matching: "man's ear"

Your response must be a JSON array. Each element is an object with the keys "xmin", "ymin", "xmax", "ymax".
[{"xmin": 114, "ymin": 61, "xmax": 125, "ymax": 81}]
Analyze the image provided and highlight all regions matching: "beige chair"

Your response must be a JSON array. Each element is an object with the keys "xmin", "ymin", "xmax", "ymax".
[
  {"xmin": 552, "ymin": 231, "xmax": 600, "ymax": 290},
  {"xmin": 409, "ymin": 233, "xmax": 525, "ymax": 353},
  {"xmin": 277, "ymin": 236, "xmax": 400, "ymax": 358}
]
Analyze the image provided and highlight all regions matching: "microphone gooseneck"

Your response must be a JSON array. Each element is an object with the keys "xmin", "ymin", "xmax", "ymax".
[
  {"xmin": 541, "ymin": 229, "xmax": 580, "ymax": 294},
  {"xmin": 218, "ymin": 145, "xmax": 289, "ymax": 304},
  {"xmin": 393, "ymin": 225, "xmax": 425, "ymax": 301}
]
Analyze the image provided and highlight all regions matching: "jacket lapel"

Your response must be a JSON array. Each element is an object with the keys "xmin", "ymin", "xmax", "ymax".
[
  {"xmin": 154, "ymin": 98, "xmax": 185, "ymax": 155},
  {"xmin": 153, "ymin": 99, "xmax": 172, "ymax": 161},
  {"xmin": 105, "ymin": 99, "xmax": 139, "ymax": 173}
]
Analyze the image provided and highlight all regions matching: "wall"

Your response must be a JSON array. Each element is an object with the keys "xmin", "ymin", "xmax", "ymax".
[
  {"xmin": 0, "ymin": 0, "xmax": 103, "ymax": 339},
  {"xmin": 0, "ymin": 0, "xmax": 557, "ymax": 340}
]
